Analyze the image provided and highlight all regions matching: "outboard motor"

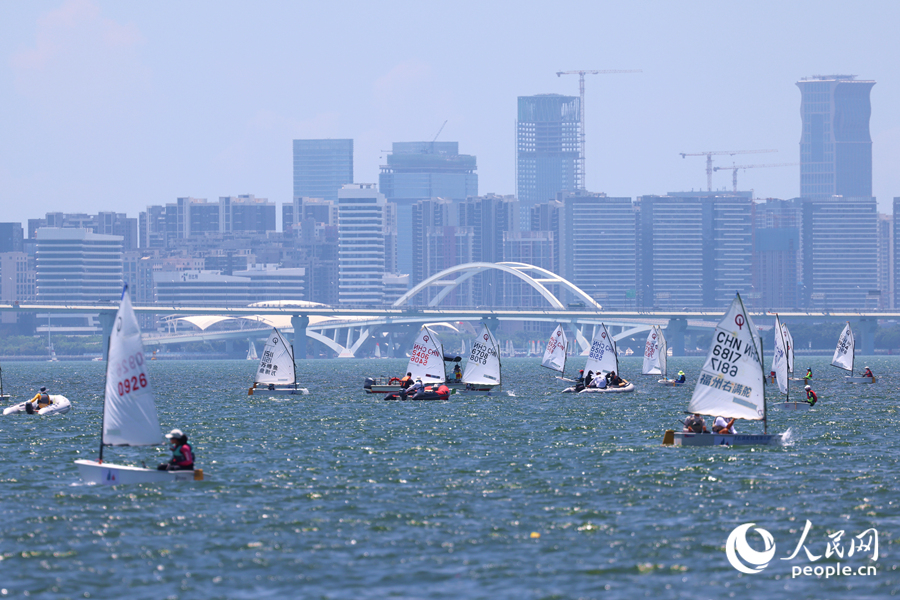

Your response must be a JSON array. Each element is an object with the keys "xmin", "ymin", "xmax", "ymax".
[{"xmin": 364, "ymin": 377, "xmax": 375, "ymax": 390}]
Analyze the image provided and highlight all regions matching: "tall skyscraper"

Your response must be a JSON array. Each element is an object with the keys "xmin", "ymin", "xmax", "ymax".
[
  {"xmin": 797, "ymin": 75, "xmax": 875, "ymax": 198},
  {"xmin": 293, "ymin": 139, "xmax": 354, "ymax": 202},
  {"xmin": 337, "ymin": 184, "xmax": 387, "ymax": 306},
  {"xmin": 753, "ymin": 198, "xmax": 801, "ymax": 310},
  {"xmin": 35, "ymin": 228, "xmax": 123, "ymax": 303},
  {"xmin": 516, "ymin": 94, "xmax": 581, "ymax": 207}
]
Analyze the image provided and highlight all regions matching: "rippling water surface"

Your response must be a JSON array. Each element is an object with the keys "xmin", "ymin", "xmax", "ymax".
[{"xmin": 1, "ymin": 356, "xmax": 897, "ymax": 599}]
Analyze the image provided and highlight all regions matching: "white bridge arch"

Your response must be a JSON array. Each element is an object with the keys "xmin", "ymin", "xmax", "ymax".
[{"xmin": 392, "ymin": 262, "xmax": 602, "ymax": 310}]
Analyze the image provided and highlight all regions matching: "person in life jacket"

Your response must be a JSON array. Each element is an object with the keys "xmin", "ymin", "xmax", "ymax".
[
  {"xmin": 863, "ymin": 366, "xmax": 874, "ymax": 378},
  {"xmin": 805, "ymin": 368, "xmax": 813, "ymax": 380},
  {"xmin": 25, "ymin": 386, "xmax": 51, "ymax": 414},
  {"xmin": 399, "ymin": 372, "xmax": 413, "ymax": 389},
  {"xmin": 452, "ymin": 364, "xmax": 462, "ymax": 381},
  {"xmin": 804, "ymin": 385, "xmax": 817, "ymax": 406},
  {"xmin": 158, "ymin": 428, "xmax": 194, "ymax": 471},
  {"xmin": 675, "ymin": 370, "xmax": 686, "ymax": 384}
]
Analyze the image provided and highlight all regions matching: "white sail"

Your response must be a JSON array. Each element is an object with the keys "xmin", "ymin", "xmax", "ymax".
[
  {"xmin": 584, "ymin": 323, "xmax": 618, "ymax": 375},
  {"xmin": 772, "ymin": 315, "xmax": 789, "ymax": 396},
  {"xmin": 374, "ymin": 342, "xmax": 381, "ymax": 358},
  {"xmin": 407, "ymin": 326, "xmax": 445, "ymax": 383},
  {"xmin": 658, "ymin": 327, "xmax": 668, "ymax": 378},
  {"xmin": 462, "ymin": 323, "xmax": 501, "ymax": 386},
  {"xmin": 642, "ymin": 326, "xmax": 663, "ymax": 375},
  {"xmin": 542, "ymin": 325, "xmax": 568, "ymax": 373},
  {"xmin": 246, "ymin": 341, "xmax": 258, "ymax": 361},
  {"xmin": 781, "ymin": 322, "xmax": 794, "ymax": 374},
  {"xmin": 103, "ymin": 289, "xmax": 162, "ymax": 447},
  {"xmin": 687, "ymin": 293, "xmax": 765, "ymax": 421},
  {"xmin": 831, "ymin": 323, "xmax": 854, "ymax": 372},
  {"xmin": 255, "ymin": 328, "xmax": 295, "ymax": 385}
]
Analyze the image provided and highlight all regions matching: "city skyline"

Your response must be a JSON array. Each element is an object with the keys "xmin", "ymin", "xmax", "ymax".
[{"xmin": 2, "ymin": 1, "xmax": 899, "ymax": 226}]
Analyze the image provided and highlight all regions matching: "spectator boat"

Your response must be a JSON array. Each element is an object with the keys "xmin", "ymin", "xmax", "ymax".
[
  {"xmin": 3, "ymin": 394, "xmax": 71, "ymax": 416},
  {"xmin": 563, "ymin": 323, "xmax": 636, "ymax": 393}
]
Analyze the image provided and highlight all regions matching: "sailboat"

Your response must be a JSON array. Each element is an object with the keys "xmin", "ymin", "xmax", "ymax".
[
  {"xmin": 247, "ymin": 328, "xmax": 309, "ymax": 395},
  {"xmin": 565, "ymin": 323, "xmax": 635, "ymax": 393},
  {"xmin": 75, "ymin": 286, "xmax": 203, "ymax": 484},
  {"xmin": 772, "ymin": 315, "xmax": 808, "ymax": 410},
  {"xmin": 643, "ymin": 325, "xmax": 678, "ymax": 385},
  {"xmin": 246, "ymin": 340, "xmax": 258, "ymax": 361},
  {"xmin": 454, "ymin": 323, "xmax": 502, "ymax": 396},
  {"xmin": 832, "ymin": 322, "xmax": 875, "ymax": 383},
  {"xmin": 662, "ymin": 293, "xmax": 787, "ymax": 447},
  {"xmin": 541, "ymin": 324, "xmax": 568, "ymax": 376},
  {"xmin": 0, "ymin": 363, "xmax": 8, "ymax": 401},
  {"xmin": 363, "ymin": 325, "xmax": 457, "ymax": 394}
]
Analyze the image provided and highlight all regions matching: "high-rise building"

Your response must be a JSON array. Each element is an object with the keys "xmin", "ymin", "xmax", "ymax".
[
  {"xmin": 460, "ymin": 194, "xmax": 520, "ymax": 306},
  {"xmin": 283, "ymin": 197, "xmax": 337, "ymax": 234},
  {"xmin": 219, "ymin": 195, "xmax": 276, "ymax": 234},
  {"xmin": 753, "ymin": 198, "xmax": 801, "ymax": 310},
  {"xmin": 35, "ymin": 228, "xmax": 123, "ymax": 303},
  {"xmin": 516, "ymin": 94, "xmax": 581, "ymax": 207},
  {"xmin": 637, "ymin": 193, "xmax": 753, "ymax": 309},
  {"xmin": 876, "ymin": 213, "xmax": 891, "ymax": 310},
  {"xmin": 0, "ymin": 223, "xmax": 24, "ymax": 253},
  {"xmin": 801, "ymin": 196, "xmax": 877, "ymax": 310},
  {"xmin": 502, "ymin": 231, "xmax": 555, "ymax": 307},
  {"xmin": 293, "ymin": 139, "xmax": 354, "ymax": 202},
  {"xmin": 894, "ymin": 198, "xmax": 900, "ymax": 309},
  {"xmin": 337, "ymin": 184, "xmax": 387, "ymax": 305},
  {"xmin": 27, "ymin": 213, "xmax": 137, "ymax": 250},
  {"xmin": 797, "ymin": 75, "xmax": 875, "ymax": 198},
  {"xmin": 379, "ymin": 141, "xmax": 477, "ymax": 277},
  {"xmin": 0, "ymin": 252, "xmax": 34, "ymax": 324}
]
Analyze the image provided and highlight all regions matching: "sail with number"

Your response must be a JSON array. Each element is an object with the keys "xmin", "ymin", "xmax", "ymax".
[
  {"xmin": 831, "ymin": 323, "xmax": 854, "ymax": 372},
  {"xmin": 687, "ymin": 293, "xmax": 765, "ymax": 421},
  {"xmin": 542, "ymin": 324, "xmax": 568, "ymax": 373},
  {"xmin": 781, "ymin": 322, "xmax": 794, "ymax": 374},
  {"xmin": 643, "ymin": 326, "xmax": 664, "ymax": 376},
  {"xmin": 772, "ymin": 315, "xmax": 789, "ymax": 397},
  {"xmin": 255, "ymin": 328, "xmax": 296, "ymax": 385},
  {"xmin": 584, "ymin": 323, "xmax": 618, "ymax": 375},
  {"xmin": 103, "ymin": 288, "xmax": 162, "ymax": 447},
  {"xmin": 408, "ymin": 326, "xmax": 445, "ymax": 383},
  {"xmin": 462, "ymin": 323, "xmax": 501, "ymax": 386}
]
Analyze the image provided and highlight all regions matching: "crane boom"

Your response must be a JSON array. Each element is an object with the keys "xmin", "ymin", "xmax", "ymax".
[
  {"xmin": 713, "ymin": 162, "xmax": 799, "ymax": 192},
  {"xmin": 556, "ymin": 69, "xmax": 641, "ymax": 190},
  {"xmin": 679, "ymin": 149, "xmax": 778, "ymax": 191}
]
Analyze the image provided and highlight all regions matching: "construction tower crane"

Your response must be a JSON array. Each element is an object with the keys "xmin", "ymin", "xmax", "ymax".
[
  {"xmin": 679, "ymin": 149, "xmax": 777, "ymax": 192},
  {"xmin": 556, "ymin": 69, "xmax": 641, "ymax": 190},
  {"xmin": 713, "ymin": 162, "xmax": 799, "ymax": 192}
]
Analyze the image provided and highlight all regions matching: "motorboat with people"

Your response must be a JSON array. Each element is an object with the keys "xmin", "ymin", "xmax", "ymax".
[
  {"xmin": 3, "ymin": 389, "xmax": 71, "ymax": 416},
  {"xmin": 832, "ymin": 322, "xmax": 876, "ymax": 383},
  {"xmin": 364, "ymin": 325, "xmax": 460, "ymax": 395},
  {"xmin": 74, "ymin": 286, "xmax": 203, "ymax": 485},
  {"xmin": 662, "ymin": 293, "xmax": 788, "ymax": 447},
  {"xmin": 247, "ymin": 328, "xmax": 308, "ymax": 395},
  {"xmin": 562, "ymin": 323, "xmax": 635, "ymax": 393}
]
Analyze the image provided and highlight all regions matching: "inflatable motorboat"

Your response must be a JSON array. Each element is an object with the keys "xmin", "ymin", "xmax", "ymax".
[
  {"xmin": 3, "ymin": 394, "xmax": 71, "ymax": 416},
  {"xmin": 383, "ymin": 386, "xmax": 451, "ymax": 401},
  {"xmin": 562, "ymin": 383, "xmax": 635, "ymax": 393}
]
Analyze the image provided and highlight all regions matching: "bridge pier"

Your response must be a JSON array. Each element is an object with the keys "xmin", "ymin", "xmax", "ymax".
[
  {"xmin": 291, "ymin": 314, "xmax": 309, "ymax": 359},
  {"xmin": 665, "ymin": 318, "xmax": 687, "ymax": 357},
  {"xmin": 99, "ymin": 310, "xmax": 115, "ymax": 361},
  {"xmin": 857, "ymin": 317, "xmax": 877, "ymax": 356}
]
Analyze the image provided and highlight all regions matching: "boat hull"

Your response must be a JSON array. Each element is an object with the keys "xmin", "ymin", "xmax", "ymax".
[
  {"xmin": 663, "ymin": 431, "xmax": 785, "ymax": 446},
  {"xmin": 562, "ymin": 383, "xmax": 635, "ymax": 393},
  {"xmin": 450, "ymin": 386, "xmax": 499, "ymax": 396},
  {"xmin": 248, "ymin": 385, "xmax": 308, "ymax": 396},
  {"xmin": 3, "ymin": 394, "xmax": 71, "ymax": 416},
  {"xmin": 774, "ymin": 401, "xmax": 811, "ymax": 410},
  {"xmin": 657, "ymin": 379, "xmax": 685, "ymax": 387},
  {"xmin": 75, "ymin": 459, "xmax": 201, "ymax": 485},
  {"xmin": 845, "ymin": 376, "xmax": 875, "ymax": 384}
]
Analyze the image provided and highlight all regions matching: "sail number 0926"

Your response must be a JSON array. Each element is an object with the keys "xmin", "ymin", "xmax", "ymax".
[
  {"xmin": 118, "ymin": 372, "xmax": 148, "ymax": 396},
  {"xmin": 710, "ymin": 344, "xmax": 740, "ymax": 377},
  {"xmin": 114, "ymin": 351, "xmax": 148, "ymax": 395}
]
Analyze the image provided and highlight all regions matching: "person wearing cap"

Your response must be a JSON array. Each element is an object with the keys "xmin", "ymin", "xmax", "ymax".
[
  {"xmin": 862, "ymin": 366, "xmax": 874, "ymax": 378},
  {"xmin": 712, "ymin": 416, "xmax": 736, "ymax": 434},
  {"xmin": 25, "ymin": 386, "xmax": 51, "ymax": 414},
  {"xmin": 157, "ymin": 428, "xmax": 194, "ymax": 471},
  {"xmin": 805, "ymin": 367, "xmax": 813, "ymax": 381},
  {"xmin": 804, "ymin": 385, "xmax": 818, "ymax": 406},
  {"xmin": 683, "ymin": 413, "xmax": 708, "ymax": 433},
  {"xmin": 574, "ymin": 369, "xmax": 586, "ymax": 392},
  {"xmin": 452, "ymin": 364, "xmax": 462, "ymax": 382},
  {"xmin": 674, "ymin": 370, "xmax": 686, "ymax": 384},
  {"xmin": 406, "ymin": 377, "xmax": 425, "ymax": 397}
]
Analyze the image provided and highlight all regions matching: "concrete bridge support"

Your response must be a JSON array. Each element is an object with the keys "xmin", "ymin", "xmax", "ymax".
[
  {"xmin": 99, "ymin": 310, "xmax": 115, "ymax": 361},
  {"xmin": 291, "ymin": 314, "xmax": 309, "ymax": 359},
  {"xmin": 857, "ymin": 317, "xmax": 877, "ymax": 356},
  {"xmin": 665, "ymin": 318, "xmax": 688, "ymax": 357}
]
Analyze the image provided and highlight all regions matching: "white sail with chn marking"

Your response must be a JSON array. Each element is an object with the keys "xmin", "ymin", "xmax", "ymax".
[
  {"xmin": 643, "ymin": 326, "xmax": 663, "ymax": 375},
  {"xmin": 584, "ymin": 323, "xmax": 617, "ymax": 376},
  {"xmin": 462, "ymin": 324, "xmax": 501, "ymax": 386},
  {"xmin": 542, "ymin": 324, "xmax": 567, "ymax": 373},
  {"xmin": 687, "ymin": 293, "xmax": 764, "ymax": 421},
  {"xmin": 831, "ymin": 323, "xmax": 854, "ymax": 372},
  {"xmin": 407, "ymin": 326, "xmax": 445, "ymax": 383}
]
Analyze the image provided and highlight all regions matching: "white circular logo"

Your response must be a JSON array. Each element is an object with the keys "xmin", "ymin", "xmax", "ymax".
[{"xmin": 725, "ymin": 523, "xmax": 776, "ymax": 574}]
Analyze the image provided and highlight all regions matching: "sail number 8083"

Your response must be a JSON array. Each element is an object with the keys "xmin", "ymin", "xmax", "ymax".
[{"xmin": 710, "ymin": 344, "xmax": 740, "ymax": 377}]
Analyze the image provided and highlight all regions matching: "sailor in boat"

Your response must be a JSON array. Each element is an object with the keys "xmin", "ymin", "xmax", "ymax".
[
  {"xmin": 674, "ymin": 370, "xmax": 686, "ymax": 384},
  {"xmin": 588, "ymin": 373, "xmax": 608, "ymax": 389},
  {"xmin": 452, "ymin": 364, "xmax": 462, "ymax": 382},
  {"xmin": 863, "ymin": 366, "xmax": 874, "ymax": 378},
  {"xmin": 711, "ymin": 416, "xmax": 736, "ymax": 434},
  {"xmin": 399, "ymin": 372, "xmax": 413, "ymax": 389},
  {"xmin": 804, "ymin": 385, "xmax": 818, "ymax": 406},
  {"xmin": 157, "ymin": 429, "xmax": 194, "ymax": 472},
  {"xmin": 805, "ymin": 367, "xmax": 813, "ymax": 381},
  {"xmin": 573, "ymin": 369, "xmax": 586, "ymax": 392},
  {"xmin": 406, "ymin": 378, "xmax": 425, "ymax": 397},
  {"xmin": 584, "ymin": 370, "xmax": 594, "ymax": 388},
  {"xmin": 682, "ymin": 413, "xmax": 708, "ymax": 434},
  {"xmin": 608, "ymin": 371, "xmax": 628, "ymax": 388},
  {"xmin": 24, "ymin": 386, "xmax": 51, "ymax": 414}
]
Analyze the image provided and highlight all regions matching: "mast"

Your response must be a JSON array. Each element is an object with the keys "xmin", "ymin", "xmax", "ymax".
[
  {"xmin": 290, "ymin": 344, "xmax": 297, "ymax": 390},
  {"xmin": 848, "ymin": 322, "xmax": 854, "ymax": 373}
]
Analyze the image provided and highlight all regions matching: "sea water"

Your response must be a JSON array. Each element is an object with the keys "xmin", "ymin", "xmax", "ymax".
[{"xmin": 0, "ymin": 356, "xmax": 896, "ymax": 599}]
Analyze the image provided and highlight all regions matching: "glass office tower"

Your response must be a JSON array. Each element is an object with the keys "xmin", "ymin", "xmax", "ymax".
[
  {"xmin": 516, "ymin": 95, "xmax": 581, "ymax": 207},
  {"xmin": 293, "ymin": 139, "xmax": 354, "ymax": 202}
]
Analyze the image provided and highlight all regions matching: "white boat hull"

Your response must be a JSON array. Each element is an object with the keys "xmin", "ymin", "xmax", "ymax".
[
  {"xmin": 845, "ymin": 376, "xmax": 875, "ymax": 384},
  {"xmin": 248, "ymin": 385, "xmax": 309, "ymax": 396},
  {"xmin": 664, "ymin": 431, "xmax": 785, "ymax": 447},
  {"xmin": 450, "ymin": 385, "xmax": 500, "ymax": 396},
  {"xmin": 3, "ymin": 394, "xmax": 71, "ymax": 416},
  {"xmin": 657, "ymin": 379, "xmax": 686, "ymax": 387},
  {"xmin": 562, "ymin": 382, "xmax": 636, "ymax": 393},
  {"xmin": 774, "ymin": 401, "xmax": 811, "ymax": 410},
  {"xmin": 75, "ymin": 459, "xmax": 201, "ymax": 485}
]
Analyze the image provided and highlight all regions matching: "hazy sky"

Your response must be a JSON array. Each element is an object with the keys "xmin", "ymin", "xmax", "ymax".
[{"xmin": 2, "ymin": 0, "xmax": 898, "ymax": 227}]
